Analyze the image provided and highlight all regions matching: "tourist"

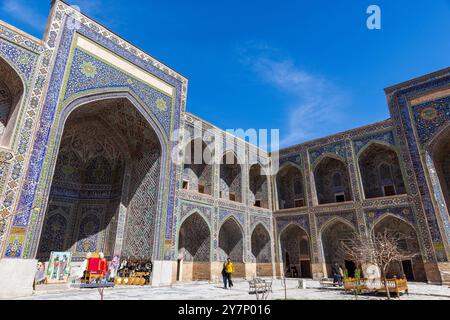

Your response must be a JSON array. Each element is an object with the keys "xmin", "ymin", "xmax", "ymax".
[
  {"xmin": 292, "ymin": 266, "xmax": 299, "ymax": 278},
  {"xmin": 221, "ymin": 262, "xmax": 228, "ymax": 289},
  {"xmin": 331, "ymin": 262, "xmax": 340, "ymax": 286},
  {"xmin": 225, "ymin": 258, "xmax": 235, "ymax": 288},
  {"xmin": 338, "ymin": 265, "xmax": 344, "ymax": 286},
  {"xmin": 34, "ymin": 261, "xmax": 46, "ymax": 286}
]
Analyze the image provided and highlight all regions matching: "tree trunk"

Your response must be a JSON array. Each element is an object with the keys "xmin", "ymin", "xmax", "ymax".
[{"xmin": 382, "ymin": 268, "xmax": 391, "ymax": 300}]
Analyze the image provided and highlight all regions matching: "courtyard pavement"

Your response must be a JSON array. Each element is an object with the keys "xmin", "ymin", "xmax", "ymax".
[{"xmin": 13, "ymin": 279, "xmax": 450, "ymax": 300}]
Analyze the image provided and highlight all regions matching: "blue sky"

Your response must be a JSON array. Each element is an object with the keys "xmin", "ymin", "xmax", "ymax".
[{"xmin": 1, "ymin": 0, "xmax": 450, "ymax": 148}]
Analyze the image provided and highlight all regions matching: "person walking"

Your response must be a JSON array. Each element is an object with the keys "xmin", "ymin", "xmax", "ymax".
[
  {"xmin": 338, "ymin": 265, "xmax": 345, "ymax": 286},
  {"xmin": 225, "ymin": 258, "xmax": 235, "ymax": 288},
  {"xmin": 331, "ymin": 262, "xmax": 340, "ymax": 287},
  {"xmin": 221, "ymin": 262, "xmax": 228, "ymax": 289}
]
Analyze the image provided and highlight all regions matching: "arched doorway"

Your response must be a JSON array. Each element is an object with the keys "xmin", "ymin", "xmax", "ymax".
[
  {"xmin": 280, "ymin": 224, "xmax": 311, "ymax": 278},
  {"xmin": 37, "ymin": 98, "xmax": 162, "ymax": 263},
  {"xmin": 276, "ymin": 164, "xmax": 305, "ymax": 209},
  {"xmin": 321, "ymin": 220, "xmax": 355, "ymax": 278},
  {"xmin": 358, "ymin": 143, "xmax": 406, "ymax": 198},
  {"xmin": 182, "ymin": 138, "xmax": 213, "ymax": 195},
  {"xmin": 178, "ymin": 212, "xmax": 211, "ymax": 281},
  {"xmin": 373, "ymin": 216, "xmax": 426, "ymax": 281},
  {"xmin": 219, "ymin": 152, "xmax": 242, "ymax": 202},
  {"xmin": 218, "ymin": 217, "xmax": 245, "ymax": 277},
  {"xmin": 314, "ymin": 156, "xmax": 352, "ymax": 204},
  {"xmin": 0, "ymin": 56, "xmax": 24, "ymax": 146},
  {"xmin": 251, "ymin": 224, "xmax": 272, "ymax": 276},
  {"xmin": 429, "ymin": 125, "xmax": 450, "ymax": 218},
  {"xmin": 249, "ymin": 164, "xmax": 269, "ymax": 208}
]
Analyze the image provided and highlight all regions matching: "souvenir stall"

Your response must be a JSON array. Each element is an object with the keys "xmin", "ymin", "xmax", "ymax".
[
  {"xmin": 114, "ymin": 258, "xmax": 153, "ymax": 286},
  {"xmin": 79, "ymin": 252, "xmax": 114, "ymax": 288}
]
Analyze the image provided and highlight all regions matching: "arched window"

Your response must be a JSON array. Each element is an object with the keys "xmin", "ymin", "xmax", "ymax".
[{"xmin": 0, "ymin": 57, "xmax": 24, "ymax": 146}]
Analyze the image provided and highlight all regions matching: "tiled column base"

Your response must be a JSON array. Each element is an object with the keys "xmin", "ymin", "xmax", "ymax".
[{"xmin": 424, "ymin": 262, "xmax": 450, "ymax": 284}]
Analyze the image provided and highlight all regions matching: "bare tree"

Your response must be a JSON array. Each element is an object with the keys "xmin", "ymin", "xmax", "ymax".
[{"xmin": 340, "ymin": 229, "xmax": 416, "ymax": 300}]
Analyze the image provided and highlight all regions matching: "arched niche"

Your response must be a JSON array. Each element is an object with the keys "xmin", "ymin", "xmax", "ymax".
[
  {"xmin": 249, "ymin": 164, "xmax": 269, "ymax": 208},
  {"xmin": 279, "ymin": 224, "xmax": 311, "ymax": 278},
  {"xmin": 219, "ymin": 152, "xmax": 242, "ymax": 202},
  {"xmin": 314, "ymin": 156, "xmax": 352, "ymax": 204},
  {"xmin": 276, "ymin": 163, "xmax": 305, "ymax": 209},
  {"xmin": 358, "ymin": 143, "xmax": 406, "ymax": 198},
  {"xmin": 0, "ymin": 56, "xmax": 25, "ymax": 146},
  {"xmin": 182, "ymin": 138, "xmax": 213, "ymax": 195}
]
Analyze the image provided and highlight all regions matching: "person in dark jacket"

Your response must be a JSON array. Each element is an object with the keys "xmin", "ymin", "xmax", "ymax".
[
  {"xmin": 331, "ymin": 262, "xmax": 340, "ymax": 286},
  {"xmin": 221, "ymin": 262, "xmax": 229, "ymax": 289}
]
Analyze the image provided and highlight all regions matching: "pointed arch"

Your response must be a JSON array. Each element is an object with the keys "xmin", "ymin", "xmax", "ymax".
[
  {"xmin": 279, "ymin": 223, "xmax": 312, "ymax": 278},
  {"xmin": 249, "ymin": 163, "xmax": 269, "ymax": 208},
  {"xmin": 276, "ymin": 162, "xmax": 305, "ymax": 209},
  {"xmin": 35, "ymin": 93, "xmax": 166, "ymax": 261},
  {"xmin": 0, "ymin": 55, "xmax": 25, "ymax": 147},
  {"xmin": 178, "ymin": 211, "xmax": 211, "ymax": 262},
  {"xmin": 218, "ymin": 216, "xmax": 244, "ymax": 263},
  {"xmin": 358, "ymin": 141, "xmax": 406, "ymax": 199},
  {"xmin": 219, "ymin": 151, "xmax": 243, "ymax": 202},
  {"xmin": 182, "ymin": 137, "xmax": 213, "ymax": 195},
  {"xmin": 320, "ymin": 217, "xmax": 356, "ymax": 278},
  {"xmin": 427, "ymin": 124, "xmax": 450, "ymax": 221},
  {"xmin": 314, "ymin": 155, "xmax": 352, "ymax": 204},
  {"xmin": 372, "ymin": 214, "xmax": 426, "ymax": 281}
]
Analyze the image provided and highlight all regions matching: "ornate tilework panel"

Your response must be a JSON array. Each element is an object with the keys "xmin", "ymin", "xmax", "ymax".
[
  {"xmin": 364, "ymin": 207, "xmax": 416, "ymax": 231},
  {"xmin": 353, "ymin": 130, "xmax": 395, "ymax": 155},
  {"xmin": 0, "ymin": 39, "xmax": 38, "ymax": 82},
  {"xmin": 250, "ymin": 224, "xmax": 271, "ymax": 263},
  {"xmin": 178, "ymin": 212, "xmax": 210, "ymax": 262},
  {"xmin": 36, "ymin": 204, "xmax": 72, "ymax": 258},
  {"xmin": 276, "ymin": 215, "xmax": 310, "ymax": 235},
  {"xmin": 64, "ymin": 49, "xmax": 173, "ymax": 136},
  {"xmin": 321, "ymin": 220, "xmax": 354, "ymax": 268},
  {"xmin": 314, "ymin": 157, "xmax": 352, "ymax": 204},
  {"xmin": 218, "ymin": 208, "xmax": 245, "ymax": 227},
  {"xmin": 279, "ymin": 154, "xmax": 302, "ymax": 168},
  {"xmin": 276, "ymin": 164, "xmax": 304, "ymax": 209},
  {"xmin": 179, "ymin": 201, "xmax": 213, "ymax": 226},
  {"xmin": 388, "ymin": 73, "xmax": 450, "ymax": 261},
  {"xmin": 309, "ymin": 141, "xmax": 346, "ymax": 165},
  {"xmin": 358, "ymin": 143, "xmax": 406, "ymax": 198},
  {"xmin": 413, "ymin": 96, "xmax": 450, "ymax": 146},
  {"xmin": 316, "ymin": 211, "xmax": 357, "ymax": 232},
  {"xmin": 249, "ymin": 164, "xmax": 269, "ymax": 209},
  {"xmin": 279, "ymin": 224, "xmax": 310, "ymax": 270},
  {"xmin": 219, "ymin": 154, "xmax": 242, "ymax": 202},
  {"xmin": 218, "ymin": 218, "xmax": 244, "ymax": 262},
  {"xmin": 122, "ymin": 149, "xmax": 161, "ymax": 259},
  {"xmin": 75, "ymin": 208, "xmax": 102, "ymax": 253}
]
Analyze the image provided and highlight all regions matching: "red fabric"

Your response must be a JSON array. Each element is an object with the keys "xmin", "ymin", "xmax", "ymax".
[
  {"xmin": 99, "ymin": 259, "xmax": 108, "ymax": 276},
  {"xmin": 87, "ymin": 257, "xmax": 100, "ymax": 273}
]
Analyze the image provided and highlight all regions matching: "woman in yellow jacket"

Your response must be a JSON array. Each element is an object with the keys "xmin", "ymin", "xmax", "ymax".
[{"xmin": 225, "ymin": 258, "xmax": 234, "ymax": 288}]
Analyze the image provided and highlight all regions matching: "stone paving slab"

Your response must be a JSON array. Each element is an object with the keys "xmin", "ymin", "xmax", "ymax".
[{"xmin": 13, "ymin": 279, "xmax": 450, "ymax": 300}]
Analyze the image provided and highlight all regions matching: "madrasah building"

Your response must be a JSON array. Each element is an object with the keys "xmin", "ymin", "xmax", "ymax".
[{"xmin": 0, "ymin": 1, "xmax": 449, "ymax": 295}]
